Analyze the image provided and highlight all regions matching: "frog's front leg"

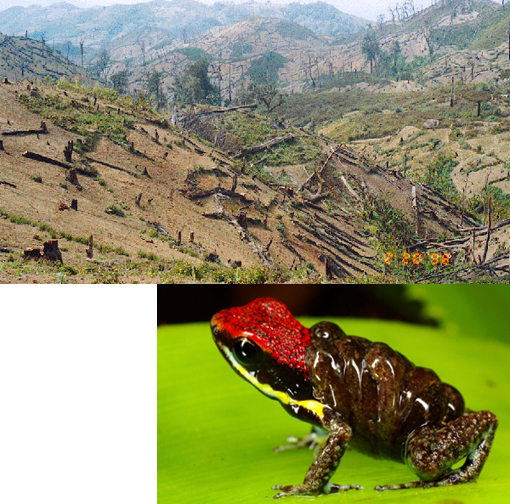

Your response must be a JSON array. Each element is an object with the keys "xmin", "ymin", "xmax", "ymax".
[
  {"xmin": 376, "ymin": 410, "xmax": 498, "ymax": 491},
  {"xmin": 273, "ymin": 413, "xmax": 363, "ymax": 499}
]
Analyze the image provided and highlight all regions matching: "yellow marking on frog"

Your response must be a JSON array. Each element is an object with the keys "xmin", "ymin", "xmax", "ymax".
[{"xmin": 221, "ymin": 342, "xmax": 326, "ymax": 421}]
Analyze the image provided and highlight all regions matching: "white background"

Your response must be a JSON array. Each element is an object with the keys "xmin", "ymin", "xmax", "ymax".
[{"xmin": 0, "ymin": 285, "xmax": 156, "ymax": 504}]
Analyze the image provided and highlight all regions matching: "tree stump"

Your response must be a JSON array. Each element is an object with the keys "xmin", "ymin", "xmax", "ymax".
[
  {"xmin": 43, "ymin": 239, "xmax": 62, "ymax": 262},
  {"xmin": 325, "ymin": 257, "xmax": 334, "ymax": 279},
  {"xmin": 237, "ymin": 212, "xmax": 248, "ymax": 230},
  {"xmin": 70, "ymin": 199, "xmax": 78, "ymax": 210},
  {"xmin": 67, "ymin": 169, "xmax": 79, "ymax": 187},
  {"xmin": 63, "ymin": 140, "xmax": 73, "ymax": 162},
  {"xmin": 86, "ymin": 235, "xmax": 93, "ymax": 258},
  {"xmin": 23, "ymin": 247, "xmax": 41, "ymax": 261}
]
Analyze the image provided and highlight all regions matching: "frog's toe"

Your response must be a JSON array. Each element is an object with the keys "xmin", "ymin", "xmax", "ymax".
[
  {"xmin": 328, "ymin": 483, "xmax": 364, "ymax": 493},
  {"xmin": 272, "ymin": 482, "xmax": 363, "ymax": 498},
  {"xmin": 272, "ymin": 484, "xmax": 297, "ymax": 499},
  {"xmin": 375, "ymin": 480, "xmax": 425, "ymax": 491}
]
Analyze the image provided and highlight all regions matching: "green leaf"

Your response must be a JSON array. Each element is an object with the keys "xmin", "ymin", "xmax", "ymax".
[
  {"xmin": 158, "ymin": 318, "xmax": 510, "ymax": 504},
  {"xmin": 407, "ymin": 284, "xmax": 510, "ymax": 344}
]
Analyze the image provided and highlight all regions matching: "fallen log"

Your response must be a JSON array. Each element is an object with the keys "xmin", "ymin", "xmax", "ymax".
[
  {"xmin": 0, "ymin": 180, "xmax": 16, "ymax": 188},
  {"xmin": 182, "ymin": 186, "xmax": 252, "ymax": 204},
  {"xmin": 22, "ymin": 150, "xmax": 71, "ymax": 169},
  {"xmin": 22, "ymin": 151, "xmax": 96, "ymax": 178},
  {"xmin": 2, "ymin": 127, "xmax": 48, "ymax": 137},
  {"xmin": 233, "ymin": 132, "xmax": 294, "ymax": 158}
]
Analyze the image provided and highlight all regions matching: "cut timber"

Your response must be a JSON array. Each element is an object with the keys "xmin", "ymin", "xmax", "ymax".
[{"xmin": 233, "ymin": 133, "xmax": 294, "ymax": 158}]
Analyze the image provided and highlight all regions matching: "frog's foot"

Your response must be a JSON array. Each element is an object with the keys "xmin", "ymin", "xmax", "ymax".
[
  {"xmin": 376, "ymin": 410, "xmax": 498, "ymax": 492},
  {"xmin": 273, "ymin": 482, "xmax": 363, "ymax": 499}
]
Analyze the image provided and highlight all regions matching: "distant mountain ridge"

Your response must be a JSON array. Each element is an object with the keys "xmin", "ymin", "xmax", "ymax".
[{"xmin": 0, "ymin": 0, "xmax": 368, "ymax": 53}]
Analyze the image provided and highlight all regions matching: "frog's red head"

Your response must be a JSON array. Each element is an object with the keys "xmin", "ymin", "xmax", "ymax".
[{"xmin": 211, "ymin": 297, "xmax": 313, "ymax": 402}]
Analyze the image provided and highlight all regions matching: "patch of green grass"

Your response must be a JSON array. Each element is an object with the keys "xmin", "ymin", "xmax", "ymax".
[
  {"xmin": 421, "ymin": 155, "xmax": 460, "ymax": 204},
  {"xmin": 363, "ymin": 197, "xmax": 416, "ymax": 248},
  {"xmin": 137, "ymin": 250, "xmax": 159, "ymax": 261},
  {"xmin": 105, "ymin": 204, "xmax": 125, "ymax": 217},
  {"xmin": 467, "ymin": 185, "xmax": 510, "ymax": 223}
]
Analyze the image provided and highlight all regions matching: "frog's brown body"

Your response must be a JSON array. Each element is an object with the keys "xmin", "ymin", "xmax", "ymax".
[
  {"xmin": 211, "ymin": 298, "xmax": 498, "ymax": 498},
  {"xmin": 307, "ymin": 322, "xmax": 465, "ymax": 463}
]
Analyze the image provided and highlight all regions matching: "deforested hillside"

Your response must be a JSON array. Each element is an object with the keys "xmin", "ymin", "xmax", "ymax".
[
  {"xmin": 1, "ymin": 78, "xmax": 507, "ymax": 283},
  {"xmin": 0, "ymin": 33, "xmax": 96, "ymax": 84}
]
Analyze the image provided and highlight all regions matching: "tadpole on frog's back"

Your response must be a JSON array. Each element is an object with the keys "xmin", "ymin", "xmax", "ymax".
[{"xmin": 211, "ymin": 297, "xmax": 498, "ymax": 498}]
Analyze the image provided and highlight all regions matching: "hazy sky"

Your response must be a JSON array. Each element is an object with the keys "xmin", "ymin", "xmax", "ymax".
[{"xmin": 0, "ymin": 0, "xmax": 500, "ymax": 22}]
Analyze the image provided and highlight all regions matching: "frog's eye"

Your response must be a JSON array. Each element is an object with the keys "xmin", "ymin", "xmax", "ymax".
[{"xmin": 233, "ymin": 338, "xmax": 263, "ymax": 367}]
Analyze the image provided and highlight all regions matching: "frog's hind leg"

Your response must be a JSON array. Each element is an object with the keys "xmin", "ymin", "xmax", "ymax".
[{"xmin": 375, "ymin": 410, "xmax": 498, "ymax": 491}]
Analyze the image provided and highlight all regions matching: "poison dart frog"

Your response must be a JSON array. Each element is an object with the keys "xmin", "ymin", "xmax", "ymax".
[{"xmin": 211, "ymin": 297, "xmax": 498, "ymax": 498}]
